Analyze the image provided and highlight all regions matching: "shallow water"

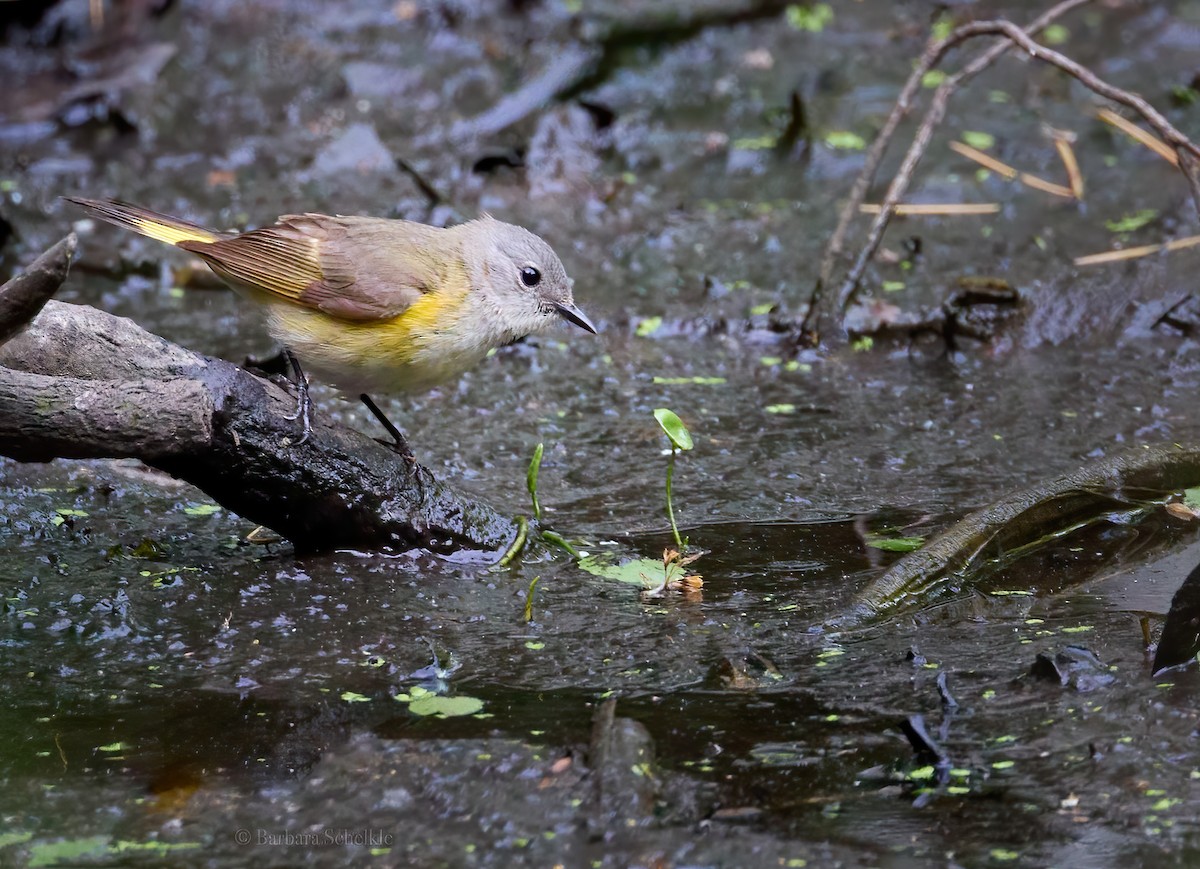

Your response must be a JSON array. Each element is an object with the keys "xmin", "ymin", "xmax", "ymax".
[{"xmin": 4, "ymin": 0, "xmax": 1200, "ymax": 865}]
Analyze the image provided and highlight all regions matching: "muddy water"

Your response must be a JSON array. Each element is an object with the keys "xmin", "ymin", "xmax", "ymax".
[{"xmin": 3, "ymin": 1, "xmax": 1200, "ymax": 866}]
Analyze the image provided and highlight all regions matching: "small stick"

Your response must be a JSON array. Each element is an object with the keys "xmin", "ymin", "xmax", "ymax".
[
  {"xmin": 1097, "ymin": 107, "xmax": 1179, "ymax": 166},
  {"xmin": 950, "ymin": 140, "xmax": 1075, "ymax": 197},
  {"xmin": 804, "ymin": 0, "xmax": 1093, "ymax": 342},
  {"xmin": 1053, "ymin": 134, "xmax": 1085, "ymax": 199},
  {"xmin": 859, "ymin": 203, "xmax": 1000, "ymax": 215},
  {"xmin": 949, "ymin": 141, "xmax": 1019, "ymax": 179},
  {"xmin": 817, "ymin": 7, "xmax": 1200, "ymax": 342},
  {"xmin": 1016, "ymin": 172, "xmax": 1075, "ymax": 199},
  {"xmin": 1074, "ymin": 234, "xmax": 1200, "ymax": 266},
  {"xmin": 951, "ymin": 21, "xmax": 1200, "ymax": 210}
]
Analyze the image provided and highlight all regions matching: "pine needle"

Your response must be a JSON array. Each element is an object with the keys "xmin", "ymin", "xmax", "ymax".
[
  {"xmin": 1098, "ymin": 108, "xmax": 1178, "ymax": 166},
  {"xmin": 859, "ymin": 203, "xmax": 1000, "ymax": 215},
  {"xmin": 1074, "ymin": 234, "xmax": 1200, "ymax": 266}
]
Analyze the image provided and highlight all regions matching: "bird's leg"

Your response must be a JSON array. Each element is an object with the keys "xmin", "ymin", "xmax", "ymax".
[
  {"xmin": 359, "ymin": 393, "xmax": 415, "ymax": 460},
  {"xmin": 359, "ymin": 393, "xmax": 431, "ymax": 499},
  {"xmin": 280, "ymin": 349, "xmax": 313, "ymax": 444}
]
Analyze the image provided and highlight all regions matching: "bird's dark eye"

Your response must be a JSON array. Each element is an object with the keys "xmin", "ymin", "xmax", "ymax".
[{"xmin": 520, "ymin": 266, "xmax": 542, "ymax": 287}]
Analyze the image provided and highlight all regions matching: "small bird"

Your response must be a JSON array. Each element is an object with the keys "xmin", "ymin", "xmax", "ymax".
[{"xmin": 66, "ymin": 197, "xmax": 596, "ymax": 454}]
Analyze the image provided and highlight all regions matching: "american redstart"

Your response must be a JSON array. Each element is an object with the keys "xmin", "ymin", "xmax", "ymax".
[{"xmin": 66, "ymin": 197, "xmax": 596, "ymax": 453}]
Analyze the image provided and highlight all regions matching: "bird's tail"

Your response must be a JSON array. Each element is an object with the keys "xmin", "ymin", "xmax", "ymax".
[{"xmin": 64, "ymin": 197, "xmax": 223, "ymax": 248}]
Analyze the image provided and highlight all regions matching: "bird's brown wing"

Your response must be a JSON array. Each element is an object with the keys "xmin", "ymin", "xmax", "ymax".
[{"xmin": 178, "ymin": 214, "xmax": 440, "ymax": 322}]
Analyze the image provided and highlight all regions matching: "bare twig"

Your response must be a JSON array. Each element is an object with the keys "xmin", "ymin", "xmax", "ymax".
[
  {"xmin": 966, "ymin": 21, "xmax": 1200, "ymax": 204},
  {"xmin": 807, "ymin": 2, "xmax": 1200, "ymax": 346},
  {"xmin": 804, "ymin": 0, "xmax": 1092, "ymax": 343}
]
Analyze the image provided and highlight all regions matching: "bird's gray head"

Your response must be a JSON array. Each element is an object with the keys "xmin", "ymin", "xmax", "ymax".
[{"xmin": 458, "ymin": 216, "xmax": 596, "ymax": 340}]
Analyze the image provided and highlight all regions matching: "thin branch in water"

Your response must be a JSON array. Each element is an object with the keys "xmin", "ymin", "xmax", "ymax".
[
  {"xmin": 804, "ymin": 0, "xmax": 1093, "ymax": 343},
  {"xmin": 816, "ymin": 6, "xmax": 1200, "ymax": 344}
]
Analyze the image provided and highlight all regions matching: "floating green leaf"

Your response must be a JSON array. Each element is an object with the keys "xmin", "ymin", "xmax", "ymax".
[
  {"xmin": 1173, "ymin": 85, "xmax": 1199, "ymax": 106},
  {"xmin": 28, "ymin": 837, "xmax": 110, "ymax": 868},
  {"xmin": 636, "ymin": 316, "xmax": 663, "ymax": 337},
  {"xmin": 785, "ymin": 3, "xmax": 833, "ymax": 32},
  {"xmin": 765, "ymin": 404, "xmax": 796, "ymax": 415},
  {"xmin": 652, "ymin": 376, "xmax": 726, "ymax": 385},
  {"xmin": 578, "ymin": 555, "xmax": 664, "ymax": 588},
  {"xmin": 961, "ymin": 131, "xmax": 995, "ymax": 150},
  {"xmin": 865, "ymin": 535, "xmax": 925, "ymax": 553},
  {"xmin": 407, "ymin": 695, "xmax": 484, "ymax": 718},
  {"xmin": 395, "ymin": 684, "xmax": 484, "ymax": 717},
  {"xmin": 1184, "ymin": 486, "xmax": 1200, "ymax": 512},
  {"xmin": 1041, "ymin": 24, "xmax": 1068, "ymax": 45},
  {"xmin": 340, "ymin": 691, "xmax": 371, "ymax": 703},
  {"xmin": 654, "ymin": 409, "xmax": 694, "ymax": 451},
  {"xmin": 183, "ymin": 503, "xmax": 221, "ymax": 517},
  {"xmin": 110, "ymin": 841, "xmax": 202, "ymax": 855},
  {"xmin": 1105, "ymin": 209, "xmax": 1157, "ymax": 233},
  {"xmin": 824, "ymin": 131, "xmax": 866, "ymax": 151},
  {"xmin": 922, "ymin": 70, "xmax": 947, "ymax": 88},
  {"xmin": 733, "ymin": 135, "xmax": 776, "ymax": 151}
]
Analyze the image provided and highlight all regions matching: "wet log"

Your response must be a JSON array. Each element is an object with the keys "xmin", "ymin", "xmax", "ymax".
[
  {"xmin": 838, "ymin": 444, "xmax": 1200, "ymax": 626},
  {"xmin": 0, "ymin": 236, "xmax": 519, "ymax": 556}
]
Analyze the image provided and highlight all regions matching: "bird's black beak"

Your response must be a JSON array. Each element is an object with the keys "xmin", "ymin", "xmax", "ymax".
[{"xmin": 554, "ymin": 301, "xmax": 598, "ymax": 334}]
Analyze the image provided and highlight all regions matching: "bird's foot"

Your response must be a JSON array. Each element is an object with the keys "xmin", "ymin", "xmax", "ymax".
[
  {"xmin": 280, "ymin": 350, "xmax": 313, "ymax": 445},
  {"xmin": 360, "ymin": 393, "xmax": 432, "ymax": 498}
]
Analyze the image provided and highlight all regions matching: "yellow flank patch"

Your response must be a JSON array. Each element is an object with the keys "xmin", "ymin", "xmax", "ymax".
[
  {"xmin": 132, "ymin": 217, "xmax": 217, "ymax": 247},
  {"xmin": 399, "ymin": 289, "xmax": 459, "ymax": 335}
]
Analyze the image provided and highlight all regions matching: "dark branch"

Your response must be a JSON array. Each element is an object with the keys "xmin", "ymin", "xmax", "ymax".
[{"xmin": 0, "ymin": 233, "xmax": 77, "ymax": 345}]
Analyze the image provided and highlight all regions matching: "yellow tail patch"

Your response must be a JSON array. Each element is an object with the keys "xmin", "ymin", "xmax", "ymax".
[
  {"xmin": 129, "ymin": 216, "xmax": 216, "ymax": 247},
  {"xmin": 64, "ymin": 197, "xmax": 222, "ymax": 249}
]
